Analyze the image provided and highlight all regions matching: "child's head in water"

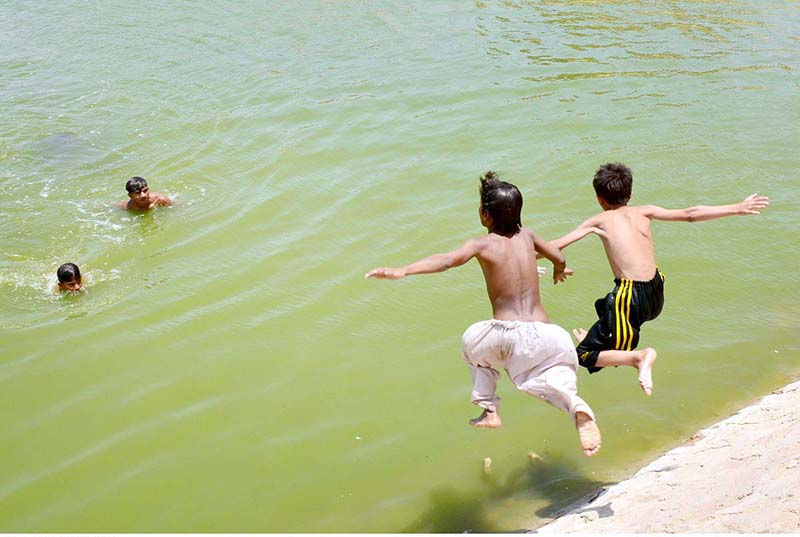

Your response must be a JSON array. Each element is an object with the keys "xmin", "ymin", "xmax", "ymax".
[
  {"xmin": 478, "ymin": 170, "xmax": 523, "ymax": 237},
  {"xmin": 125, "ymin": 176, "xmax": 150, "ymax": 204},
  {"xmin": 57, "ymin": 263, "xmax": 83, "ymax": 292}
]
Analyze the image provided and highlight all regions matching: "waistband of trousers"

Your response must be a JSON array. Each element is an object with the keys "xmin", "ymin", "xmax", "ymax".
[{"xmin": 614, "ymin": 267, "xmax": 665, "ymax": 288}]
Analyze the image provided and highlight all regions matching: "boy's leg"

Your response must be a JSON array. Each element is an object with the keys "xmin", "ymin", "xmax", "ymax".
[
  {"xmin": 468, "ymin": 364, "xmax": 503, "ymax": 428},
  {"xmin": 575, "ymin": 412, "xmax": 602, "ymax": 457},
  {"xmin": 518, "ymin": 364, "xmax": 601, "ymax": 456},
  {"xmin": 517, "ymin": 325, "xmax": 601, "ymax": 456},
  {"xmin": 462, "ymin": 321, "xmax": 503, "ymax": 429},
  {"xmin": 595, "ymin": 348, "xmax": 657, "ymax": 395},
  {"xmin": 574, "ymin": 320, "xmax": 609, "ymax": 374},
  {"xmin": 574, "ymin": 328, "xmax": 658, "ymax": 395},
  {"xmin": 470, "ymin": 408, "xmax": 502, "ymax": 428}
]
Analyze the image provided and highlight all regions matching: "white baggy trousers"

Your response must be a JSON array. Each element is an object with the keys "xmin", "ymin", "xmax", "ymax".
[{"xmin": 461, "ymin": 319, "xmax": 595, "ymax": 424}]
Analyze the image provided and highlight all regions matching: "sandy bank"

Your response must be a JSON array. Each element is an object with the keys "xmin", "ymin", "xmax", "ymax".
[{"xmin": 535, "ymin": 380, "xmax": 800, "ymax": 533}]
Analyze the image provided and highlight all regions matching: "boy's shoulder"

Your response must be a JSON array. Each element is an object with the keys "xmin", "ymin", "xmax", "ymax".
[
  {"xmin": 469, "ymin": 233, "xmax": 497, "ymax": 247},
  {"xmin": 597, "ymin": 205, "xmax": 655, "ymax": 219},
  {"xmin": 627, "ymin": 204, "xmax": 664, "ymax": 219},
  {"xmin": 585, "ymin": 206, "xmax": 654, "ymax": 236},
  {"xmin": 520, "ymin": 226, "xmax": 550, "ymax": 244},
  {"xmin": 472, "ymin": 229, "xmax": 530, "ymax": 250}
]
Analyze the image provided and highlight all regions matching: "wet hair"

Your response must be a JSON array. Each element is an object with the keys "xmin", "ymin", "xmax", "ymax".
[
  {"xmin": 593, "ymin": 163, "xmax": 632, "ymax": 206},
  {"xmin": 125, "ymin": 176, "xmax": 148, "ymax": 193},
  {"xmin": 479, "ymin": 171, "xmax": 522, "ymax": 237},
  {"xmin": 57, "ymin": 263, "xmax": 81, "ymax": 283}
]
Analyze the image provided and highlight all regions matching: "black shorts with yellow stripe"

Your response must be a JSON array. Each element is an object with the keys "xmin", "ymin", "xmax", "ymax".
[{"xmin": 577, "ymin": 269, "xmax": 665, "ymax": 374}]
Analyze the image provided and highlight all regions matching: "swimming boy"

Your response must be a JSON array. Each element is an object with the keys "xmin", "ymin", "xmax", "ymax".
[
  {"xmin": 117, "ymin": 176, "xmax": 173, "ymax": 211},
  {"xmin": 549, "ymin": 162, "xmax": 769, "ymax": 395},
  {"xmin": 56, "ymin": 263, "xmax": 83, "ymax": 292},
  {"xmin": 366, "ymin": 172, "xmax": 602, "ymax": 456}
]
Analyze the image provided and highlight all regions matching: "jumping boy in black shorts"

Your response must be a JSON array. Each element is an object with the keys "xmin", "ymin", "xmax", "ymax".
[{"xmin": 548, "ymin": 163, "xmax": 769, "ymax": 395}]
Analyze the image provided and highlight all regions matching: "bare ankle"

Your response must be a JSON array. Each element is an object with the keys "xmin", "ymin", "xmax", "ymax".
[
  {"xmin": 575, "ymin": 412, "xmax": 601, "ymax": 456},
  {"xmin": 637, "ymin": 348, "xmax": 657, "ymax": 396},
  {"xmin": 470, "ymin": 409, "xmax": 502, "ymax": 429}
]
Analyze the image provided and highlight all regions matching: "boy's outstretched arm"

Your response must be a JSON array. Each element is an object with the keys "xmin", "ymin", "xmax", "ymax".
[
  {"xmin": 529, "ymin": 229, "xmax": 572, "ymax": 284},
  {"xmin": 365, "ymin": 239, "xmax": 484, "ymax": 280},
  {"xmin": 552, "ymin": 216, "xmax": 604, "ymax": 251},
  {"xmin": 535, "ymin": 216, "xmax": 603, "ymax": 259},
  {"xmin": 642, "ymin": 193, "xmax": 769, "ymax": 222}
]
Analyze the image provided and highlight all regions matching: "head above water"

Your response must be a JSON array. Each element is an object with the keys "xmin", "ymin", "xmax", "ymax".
[
  {"xmin": 125, "ymin": 176, "xmax": 149, "ymax": 194},
  {"xmin": 593, "ymin": 162, "xmax": 632, "ymax": 207},
  {"xmin": 56, "ymin": 262, "xmax": 82, "ymax": 292},
  {"xmin": 479, "ymin": 171, "xmax": 522, "ymax": 237}
]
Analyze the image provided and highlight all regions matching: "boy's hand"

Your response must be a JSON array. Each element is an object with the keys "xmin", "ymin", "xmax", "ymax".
[
  {"xmin": 365, "ymin": 267, "xmax": 406, "ymax": 280},
  {"xmin": 553, "ymin": 267, "xmax": 574, "ymax": 284},
  {"xmin": 737, "ymin": 193, "xmax": 770, "ymax": 215}
]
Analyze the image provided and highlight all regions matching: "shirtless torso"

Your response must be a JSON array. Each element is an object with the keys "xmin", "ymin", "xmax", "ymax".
[
  {"xmin": 585, "ymin": 206, "xmax": 658, "ymax": 281},
  {"xmin": 473, "ymin": 227, "xmax": 562, "ymax": 322}
]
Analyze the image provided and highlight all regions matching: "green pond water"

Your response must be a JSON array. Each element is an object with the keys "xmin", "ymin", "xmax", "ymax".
[{"xmin": 1, "ymin": 1, "xmax": 799, "ymax": 532}]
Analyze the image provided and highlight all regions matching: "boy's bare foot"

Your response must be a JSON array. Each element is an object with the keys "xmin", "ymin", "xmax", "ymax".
[
  {"xmin": 637, "ymin": 348, "xmax": 657, "ymax": 396},
  {"xmin": 572, "ymin": 328, "xmax": 588, "ymax": 344},
  {"xmin": 575, "ymin": 411, "xmax": 601, "ymax": 457},
  {"xmin": 470, "ymin": 409, "xmax": 502, "ymax": 429}
]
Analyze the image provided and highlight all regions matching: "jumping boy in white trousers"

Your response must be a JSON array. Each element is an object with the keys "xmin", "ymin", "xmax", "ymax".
[{"xmin": 366, "ymin": 171, "xmax": 601, "ymax": 456}]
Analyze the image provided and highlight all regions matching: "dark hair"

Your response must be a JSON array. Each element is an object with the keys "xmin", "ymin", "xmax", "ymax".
[
  {"xmin": 57, "ymin": 263, "xmax": 81, "ymax": 283},
  {"xmin": 479, "ymin": 171, "xmax": 522, "ymax": 237},
  {"xmin": 593, "ymin": 163, "xmax": 632, "ymax": 206},
  {"xmin": 125, "ymin": 176, "xmax": 148, "ymax": 193}
]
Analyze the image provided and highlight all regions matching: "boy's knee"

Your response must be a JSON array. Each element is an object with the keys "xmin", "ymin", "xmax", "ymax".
[{"xmin": 577, "ymin": 350, "xmax": 604, "ymax": 374}]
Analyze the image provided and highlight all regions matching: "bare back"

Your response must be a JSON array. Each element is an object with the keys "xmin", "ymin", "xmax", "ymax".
[
  {"xmin": 475, "ymin": 228, "xmax": 549, "ymax": 322},
  {"xmin": 593, "ymin": 206, "xmax": 657, "ymax": 280}
]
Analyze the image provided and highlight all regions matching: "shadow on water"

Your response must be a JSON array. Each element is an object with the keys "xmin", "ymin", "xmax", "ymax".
[{"xmin": 403, "ymin": 453, "xmax": 612, "ymax": 533}]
